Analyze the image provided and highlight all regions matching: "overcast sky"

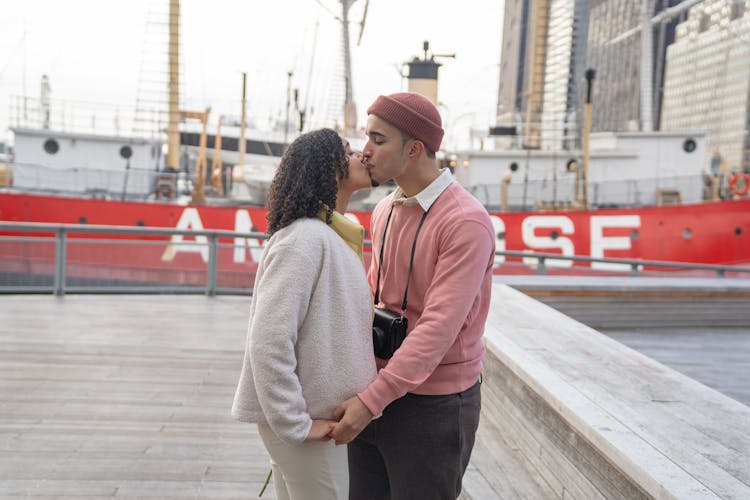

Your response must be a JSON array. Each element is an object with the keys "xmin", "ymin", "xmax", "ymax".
[{"xmin": 0, "ymin": 0, "xmax": 505, "ymax": 149}]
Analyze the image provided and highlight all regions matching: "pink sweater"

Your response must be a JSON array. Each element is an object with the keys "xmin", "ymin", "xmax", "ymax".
[{"xmin": 358, "ymin": 181, "xmax": 495, "ymax": 416}]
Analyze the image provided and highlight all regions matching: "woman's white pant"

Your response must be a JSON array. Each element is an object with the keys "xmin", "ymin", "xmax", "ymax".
[{"xmin": 257, "ymin": 423, "xmax": 349, "ymax": 500}]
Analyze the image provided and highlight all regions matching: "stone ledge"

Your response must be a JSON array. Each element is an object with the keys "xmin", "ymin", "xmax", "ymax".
[{"xmin": 481, "ymin": 284, "xmax": 750, "ymax": 499}]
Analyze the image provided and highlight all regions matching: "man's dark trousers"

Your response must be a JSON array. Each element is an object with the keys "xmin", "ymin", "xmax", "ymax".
[{"xmin": 348, "ymin": 382, "xmax": 481, "ymax": 500}]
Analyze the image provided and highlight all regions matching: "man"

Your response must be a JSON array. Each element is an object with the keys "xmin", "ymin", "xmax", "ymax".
[{"xmin": 330, "ymin": 92, "xmax": 495, "ymax": 500}]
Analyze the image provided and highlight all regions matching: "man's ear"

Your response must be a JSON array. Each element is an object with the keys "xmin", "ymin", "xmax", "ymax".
[{"xmin": 408, "ymin": 140, "xmax": 424, "ymax": 159}]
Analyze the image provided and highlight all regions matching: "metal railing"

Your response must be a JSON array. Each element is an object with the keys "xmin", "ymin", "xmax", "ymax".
[
  {"xmin": 1, "ymin": 222, "xmax": 748, "ymax": 296},
  {"xmin": 0, "ymin": 222, "xmax": 270, "ymax": 296},
  {"xmin": 496, "ymin": 250, "xmax": 750, "ymax": 277}
]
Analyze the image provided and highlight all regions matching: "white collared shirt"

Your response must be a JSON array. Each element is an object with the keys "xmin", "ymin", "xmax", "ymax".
[{"xmin": 391, "ymin": 168, "xmax": 453, "ymax": 211}]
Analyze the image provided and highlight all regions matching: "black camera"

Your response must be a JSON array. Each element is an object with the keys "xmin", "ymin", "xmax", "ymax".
[{"xmin": 372, "ymin": 307, "xmax": 407, "ymax": 359}]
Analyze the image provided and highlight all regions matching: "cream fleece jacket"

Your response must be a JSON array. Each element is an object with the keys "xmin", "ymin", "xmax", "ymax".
[{"xmin": 231, "ymin": 217, "xmax": 377, "ymax": 444}]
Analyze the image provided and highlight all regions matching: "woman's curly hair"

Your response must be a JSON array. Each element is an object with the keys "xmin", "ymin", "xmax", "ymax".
[{"xmin": 266, "ymin": 128, "xmax": 349, "ymax": 235}]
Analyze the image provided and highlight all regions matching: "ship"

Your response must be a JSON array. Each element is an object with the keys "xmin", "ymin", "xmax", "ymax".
[{"xmin": 1, "ymin": 0, "xmax": 749, "ymax": 288}]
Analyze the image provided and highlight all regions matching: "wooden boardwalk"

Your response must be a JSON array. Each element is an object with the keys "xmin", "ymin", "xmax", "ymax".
[
  {"xmin": 0, "ymin": 295, "xmax": 552, "ymax": 499},
  {"xmin": 0, "ymin": 295, "xmax": 271, "ymax": 498}
]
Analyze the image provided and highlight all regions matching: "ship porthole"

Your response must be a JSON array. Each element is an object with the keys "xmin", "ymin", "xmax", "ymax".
[
  {"xmin": 630, "ymin": 230, "xmax": 639, "ymax": 240},
  {"xmin": 682, "ymin": 228, "xmax": 692, "ymax": 240},
  {"xmin": 736, "ymin": 227, "xmax": 743, "ymax": 236},
  {"xmin": 550, "ymin": 230, "xmax": 560, "ymax": 240},
  {"xmin": 682, "ymin": 138, "xmax": 697, "ymax": 153},
  {"xmin": 43, "ymin": 138, "xmax": 59, "ymax": 155},
  {"xmin": 120, "ymin": 145, "xmax": 133, "ymax": 159}
]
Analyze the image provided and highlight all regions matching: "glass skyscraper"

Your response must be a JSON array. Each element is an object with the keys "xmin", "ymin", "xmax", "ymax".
[{"xmin": 661, "ymin": 0, "xmax": 750, "ymax": 171}]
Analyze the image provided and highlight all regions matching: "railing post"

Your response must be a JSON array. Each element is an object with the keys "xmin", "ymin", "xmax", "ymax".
[
  {"xmin": 536, "ymin": 256, "xmax": 546, "ymax": 276},
  {"xmin": 206, "ymin": 233, "xmax": 218, "ymax": 296},
  {"xmin": 54, "ymin": 227, "xmax": 67, "ymax": 296},
  {"xmin": 630, "ymin": 263, "xmax": 639, "ymax": 277}
]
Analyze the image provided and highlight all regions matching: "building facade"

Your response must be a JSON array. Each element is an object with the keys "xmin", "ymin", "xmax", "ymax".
[
  {"xmin": 661, "ymin": 0, "xmax": 750, "ymax": 171},
  {"xmin": 539, "ymin": 0, "xmax": 589, "ymax": 150},
  {"xmin": 585, "ymin": 0, "xmax": 685, "ymax": 134},
  {"xmin": 495, "ymin": 0, "xmax": 588, "ymax": 150},
  {"xmin": 495, "ymin": 0, "xmax": 548, "ymax": 148},
  {"xmin": 496, "ymin": 0, "xmax": 530, "ymax": 128},
  {"xmin": 586, "ymin": 0, "xmax": 643, "ymax": 132}
]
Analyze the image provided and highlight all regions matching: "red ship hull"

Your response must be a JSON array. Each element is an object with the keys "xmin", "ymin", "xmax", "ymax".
[{"xmin": 1, "ymin": 191, "xmax": 749, "ymax": 287}]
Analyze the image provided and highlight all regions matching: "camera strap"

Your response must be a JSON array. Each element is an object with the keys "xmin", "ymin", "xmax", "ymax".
[{"xmin": 374, "ymin": 203, "xmax": 431, "ymax": 315}]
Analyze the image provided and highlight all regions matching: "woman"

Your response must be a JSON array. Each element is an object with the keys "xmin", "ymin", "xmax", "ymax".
[{"xmin": 231, "ymin": 128, "xmax": 376, "ymax": 500}]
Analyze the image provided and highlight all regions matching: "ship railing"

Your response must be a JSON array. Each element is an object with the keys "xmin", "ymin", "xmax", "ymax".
[
  {"xmin": 9, "ymin": 95, "xmax": 165, "ymax": 140},
  {"xmin": 2, "ymin": 222, "xmax": 749, "ymax": 296},
  {"xmin": 9, "ymin": 162, "xmax": 173, "ymax": 199},
  {"xmin": 469, "ymin": 174, "xmax": 704, "ymax": 210}
]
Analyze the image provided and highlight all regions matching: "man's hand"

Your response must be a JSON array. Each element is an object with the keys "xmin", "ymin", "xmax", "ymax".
[
  {"xmin": 305, "ymin": 419, "xmax": 336, "ymax": 442},
  {"xmin": 330, "ymin": 396, "xmax": 374, "ymax": 445}
]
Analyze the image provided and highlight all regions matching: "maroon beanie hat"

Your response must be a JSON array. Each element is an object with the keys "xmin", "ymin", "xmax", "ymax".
[{"xmin": 367, "ymin": 92, "xmax": 444, "ymax": 152}]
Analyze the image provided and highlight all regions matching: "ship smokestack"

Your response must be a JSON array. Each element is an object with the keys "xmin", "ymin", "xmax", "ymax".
[{"xmin": 405, "ymin": 41, "xmax": 454, "ymax": 106}]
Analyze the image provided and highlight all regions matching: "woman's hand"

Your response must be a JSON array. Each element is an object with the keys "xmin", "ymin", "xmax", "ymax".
[{"xmin": 305, "ymin": 419, "xmax": 336, "ymax": 442}]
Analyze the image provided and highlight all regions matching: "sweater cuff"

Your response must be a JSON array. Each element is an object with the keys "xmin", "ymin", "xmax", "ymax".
[
  {"xmin": 357, "ymin": 374, "xmax": 403, "ymax": 416},
  {"xmin": 292, "ymin": 417, "xmax": 313, "ymax": 445}
]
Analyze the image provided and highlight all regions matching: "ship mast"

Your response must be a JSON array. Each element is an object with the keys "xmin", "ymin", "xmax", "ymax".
[
  {"xmin": 341, "ymin": 0, "xmax": 357, "ymax": 136},
  {"xmin": 581, "ymin": 69, "xmax": 595, "ymax": 210},
  {"xmin": 239, "ymin": 72, "xmax": 247, "ymax": 166},
  {"xmin": 523, "ymin": 0, "xmax": 548, "ymax": 150},
  {"xmin": 166, "ymin": 0, "xmax": 180, "ymax": 170}
]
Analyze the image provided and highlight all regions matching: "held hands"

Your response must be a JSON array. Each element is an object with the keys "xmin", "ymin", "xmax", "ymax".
[
  {"xmin": 330, "ymin": 396, "xmax": 374, "ymax": 445},
  {"xmin": 304, "ymin": 397, "xmax": 374, "ymax": 445},
  {"xmin": 305, "ymin": 419, "xmax": 336, "ymax": 442}
]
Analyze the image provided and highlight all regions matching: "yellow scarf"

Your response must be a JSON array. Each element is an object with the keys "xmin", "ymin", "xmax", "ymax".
[{"xmin": 317, "ymin": 206, "xmax": 365, "ymax": 263}]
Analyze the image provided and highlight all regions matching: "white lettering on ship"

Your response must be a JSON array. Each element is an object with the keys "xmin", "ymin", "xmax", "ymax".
[
  {"xmin": 158, "ymin": 209, "xmax": 643, "ymax": 270},
  {"xmin": 522, "ymin": 216, "xmax": 575, "ymax": 268},
  {"xmin": 162, "ymin": 209, "xmax": 366, "ymax": 266},
  {"xmin": 590, "ymin": 215, "xmax": 641, "ymax": 271},
  {"xmin": 233, "ymin": 210, "xmax": 264, "ymax": 263},
  {"xmin": 161, "ymin": 208, "xmax": 209, "ymax": 262},
  {"xmin": 489, "ymin": 215, "xmax": 506, "ymax": 268},
  {"xmin": 490, "ymin": 215, "xmax": 505, "ymax": 268}
]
